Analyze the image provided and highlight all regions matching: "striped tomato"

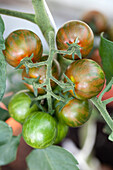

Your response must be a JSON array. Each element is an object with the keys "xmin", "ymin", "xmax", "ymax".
[
  {"xmin": 3, "ymin": 29, "xmax": 43, "ymax": 68},
  {"xmin": 54, "ymin": 119, "xmax": 68, "ymax": 144},
  {"xmin": 55, "ymin": 98, "xmax": 91, "ymax": 127},
  {"xmin": 22, "ymin": 111, "xmax": 57, "ymax": 148},
  {"xmin": 8, "ymin": 90, "xmax": 38, "ymax": 124},
  {"xmin": 65, "ymin": 59, "xmax": 105, "ymax": 100},
  {"xmin": 56, "ymin": 20, "xmax": 94, "ymax": 60},
  {"xmin": 22, "ymin": 55, "xmax": 60, "ymax": 94}
]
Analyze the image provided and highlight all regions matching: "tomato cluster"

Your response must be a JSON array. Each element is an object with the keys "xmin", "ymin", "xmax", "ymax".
[{"xmin": 5, "ymin": 20, "xmax": 105, "ymax": 149}]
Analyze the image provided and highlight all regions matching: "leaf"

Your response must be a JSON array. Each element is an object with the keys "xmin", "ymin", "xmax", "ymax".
[
  {"xmin": 0, "ymin": 135, "xmax": 21, "ymax": 166},
  {"xmin": 0, "ymin": 108, "xmax": 10, "ymax": 121},
  {"xmin": 108, "ymin": 131, "xmax": 113, "ymax": 142},
  {"xmin": 26, "ymin": 145, "xmax": 79, "ymax": 170},
  {"xmin": 0, "ymin": 120, "xmax": 12, "ymax": 145},
  {"xmin": 0, "ymin": 16, "xmax": 6, "ymax": 101},
  {"xmin": 99, "ymin": 33, "xmax": 113, "ymax": 84}
]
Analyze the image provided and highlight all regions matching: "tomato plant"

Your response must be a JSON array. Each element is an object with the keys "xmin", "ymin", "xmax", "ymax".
[
  {"xmin": 56, "ymin": 20, "xmax": 94, "ymax": 60},
  {"xmin": 22, "ymin": 111, "xmax": 57, "ymax": 149},
  {"xmin": 8, "ymin": 90, "xmax": 38, "ymax": 123},
  {"xmin": 3, "ymin": 29, "xmax": 43, "ymax": 68},
  {"xmin": 65, "ymin": 59, "xmax": 105, "ymax": 100},
  {"xmin": 0, "ymin": 1, "xmax": 113, "ymax": 170},
  {"xmin": 22, "ymin": 55, "xmax": 60, "ymax": 94},
  {"xmin": 82, "ymin": 10, "xmax": 107, "ymax": 34},
  {"xmin": 55, "ymin": 97, "xmax": 91, "ymax": 127}
]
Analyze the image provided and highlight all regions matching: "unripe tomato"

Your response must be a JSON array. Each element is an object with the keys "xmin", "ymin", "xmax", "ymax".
[
  {"xmin": 8, "ymin": 90, "xmax": 38, "ymax": 124},
  {"xmin": 22, "ymin": 55, "xmax": 60, "ymax": 94},
  {"xmin": 22, "ymin": 111, "xmax": 57, "ymax": 149},
  {"xmin": 54, "ymin": 119, "xmax": 68, "ymax": 144},
  {"xmin": 82, "ymin": 10, "xmax": 107, "ymax": 34},
  {"xmin": 65, "ymin": 59, "xmax": 105, "ymax": 100},
  {"xmin": 55, "ymin": 98, "xmax": 91, "ymax": 127},
  {"xmin": 3, "ymin": 29, "xmax": 43, "ymax": 68},
  {"xmin": 56, "ymin": 20, "xmax": 94, "ymax": 60}
]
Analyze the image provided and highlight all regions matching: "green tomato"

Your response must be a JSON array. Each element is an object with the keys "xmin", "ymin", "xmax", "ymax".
[
  {"xmin": 8, "ymin": 90, "xmax": 38, "ymax": 124},
  {"xmin": 54, "ymin": 119, "xmax": 68, "ymax": 144},
  {"xmin": 22, "ymin": 111, "xmax": 57, "ymax": 149}
]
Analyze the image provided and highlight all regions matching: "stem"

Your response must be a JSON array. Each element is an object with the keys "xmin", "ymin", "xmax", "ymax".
[
  {"xmin": 90, "ymin": 97, "xmax": 113, "ymax": 131},
  {"xmin": 45, "ymin": 31, "xmax": 55, "ymax": 113},
  {"xmin": 0, "ymin": 8, "xmax": 35, "ymax": 23},
  {"xmin": 99, "ymin": 77, "xmax": 113, "ymax": 101},
  {"xmin": 32, "ymin": 0, "xmax": 55, "ymax": 44},
  {"xmin": 27, "ymin": 61, "xmax": 47, "ymax": 68},
  {"xmin": 34, "ymin": 94, "xmax": 47, "ymax": 101},
  {"xmin": 103, "ymin": 97, "xmax": 113, "ymax": 105}
]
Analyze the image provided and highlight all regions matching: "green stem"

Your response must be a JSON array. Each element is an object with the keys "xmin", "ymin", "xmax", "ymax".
[
  {"xmin": 0, "ymin": 8, "xmax": 35, "ymax": 23},
  {"xmin": 34, "ymin": 94, "xmax": 47, "ymax": 101},
  {"xmin": 27, "ymin": 61, "xmax": 47, "ymax": 68},
  {"xmin": 45, "ymin": 31, "xmax": 55, "ymax": 113},
  {"xmin": 99, "ymin": 77, "xmax": 113, "ymax": 101},
  {"xmin": 32, "ymin": 0, "xmax": 55, "ymax": 44},
  {"xmin": 90, "ymin": 97, "xmax": 113, "ymax": 131},
  {"xmin": 103, "ymin": 97, "xmax": 113, "ymax": 105}
]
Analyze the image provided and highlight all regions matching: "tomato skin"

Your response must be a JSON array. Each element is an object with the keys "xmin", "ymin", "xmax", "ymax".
[
  {"xmin": 65, "ymin": 59, "xmax": 105, "ymax": 100},
  {"xmin": 55, "ymin": 98, "xmax": 91, "ymax": 127},
  {"xmin": 22, "ymin": 111, "xmax": 57, "ymax": 149},
  {"xmin": 8, "ymin": 90, "xmax": 38, "ymax": 124},
  {"xmin": 3, "ymin": 29, "xmax": 43, "ymax": 68},
  {"xmin": 54, "ymin": 119, "xmax": 68, "ymax": 144},
  {"xmin": 82, "ymin": 10, "xmax": 107, "ymax": 34},
  {"xmin": 56, "ymin": 20, "xmax": 94, "ymax": 60},
  {"xmin": 22, "ymin": 55, "xmax": 60, "ymax": 94}
]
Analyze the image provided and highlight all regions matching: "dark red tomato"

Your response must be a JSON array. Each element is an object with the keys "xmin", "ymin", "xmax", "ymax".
[
  {"xmin": 65, "ymin": 59, "xmax": 105, "ymax": 100},
  {"xmin": 55, "ymin": 98, "xmax": 91, "ymax": 127},
  {"xmin": 89, "ymin": 48, "xmax": 102, "ymax": 67},
  {"xmin": 56, "ymin": 20, "xmax": 94, "ymax": 60},
  {"xmin": 3, "ymin": 29, "xmax": 43, "ymax": 68},
  {"xmin": 82, "ymin": 10, "xmax": 107, "ymax": 34},
  {"xmin": 22, "ymin": 55, "xmax": 60, "ymax": 94}
]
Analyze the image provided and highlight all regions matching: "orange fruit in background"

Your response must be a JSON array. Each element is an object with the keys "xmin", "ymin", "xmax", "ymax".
[{"xmin": 6, "ymin": 117, "xmax": 22, "ymax": 136}]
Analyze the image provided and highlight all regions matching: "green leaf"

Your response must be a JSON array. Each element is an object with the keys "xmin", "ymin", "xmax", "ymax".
[
  {"xmin": 26, "ymin": 145, "xmax": 79, "ymax": 170},
  {"xmin": 0, "ymin": 16, "xmax": 6, "ymax": 101},
  {"xmin": 0, "ymin": 108, "xmax": 10, "ymax": 121},
  {"xmin": 108, "ymin": 131, "xmax": 113, "ymax": 142},
  {"xmin": 99, "ymin": 33, "xmax": 113, "ymax": 84},
  {"xmin": 0, "ymin": 121, "xmax": 12, "ymax": 145},
  {"xmin": 0, "ymin": 135, "xmax": 21, "ymax": 166}
]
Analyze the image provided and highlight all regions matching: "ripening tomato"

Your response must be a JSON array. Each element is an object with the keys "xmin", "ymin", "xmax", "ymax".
[
  {"xmin": 65, "ymin": 59, "xmax": 105, "ymax": 100},
  {"xmin": 82, "ymin": 10, "xmax": 107, "ymax": 34},
  {"xmin": 3, "ymin": 29, "xmax": 43, "ymax": 68},
  {"xmin": 55, "ymin": 97, "xmax": 91, "ymax": 127},
  {"xmin": 22, "ymin": 55, "xmax": 60, "ymax": 94},
  {"xmin": 22, "ymin": 111, "xmax": 57, "ymax": 149},
  {"xmin": 89, "ymin": 50, "xmax": 113, "ymax": 107},
  {"xmin": 54, "ymin": 119, "xmax": 68, "ymax": 144},
  {"xmin": 56, "ymin": 20, "xmax": 94, "ymax": 60},
  {"xmin": 89, "ymin": 48, "xmax": 102, "ymax": 67},
  {"xmin": 8, "ymin": 90, "xmax": 38, "ymax": 124}
]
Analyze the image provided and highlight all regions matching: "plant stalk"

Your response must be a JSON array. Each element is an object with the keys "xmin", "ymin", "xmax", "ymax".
[{"xmin": 0, "ymin": 8, "xmax": 35, "ymax": 23}]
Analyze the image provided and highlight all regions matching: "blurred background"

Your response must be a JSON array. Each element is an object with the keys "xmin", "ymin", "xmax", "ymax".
[{"xmin": 0, "ymin": 0, "xmax": 113, "ymax": 170}]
